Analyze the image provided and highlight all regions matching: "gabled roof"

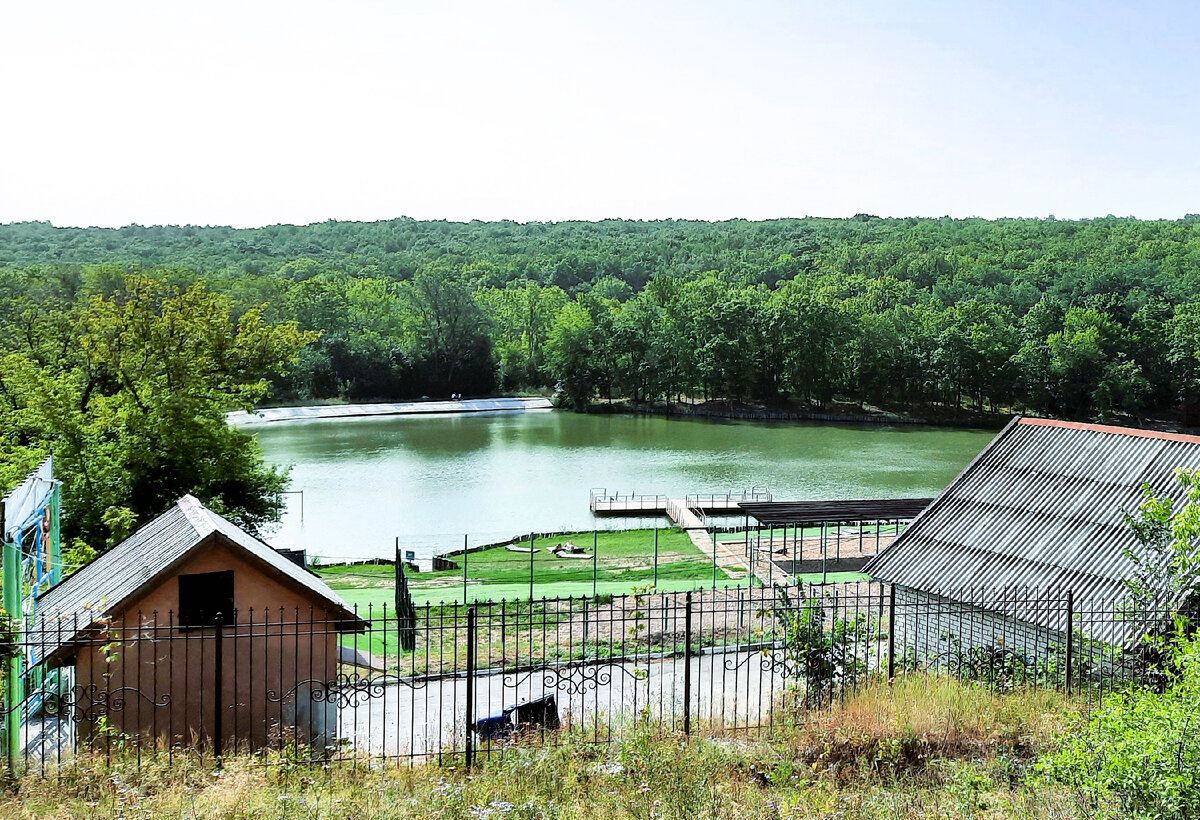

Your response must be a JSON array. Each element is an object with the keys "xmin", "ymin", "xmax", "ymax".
[
  {"xmin": 864, "ymin": 417, "xmax": 1200, "ymax": 645},
  {"xmin": 31, "ymin": 495, "xmax": 363, "ymax": 659}
]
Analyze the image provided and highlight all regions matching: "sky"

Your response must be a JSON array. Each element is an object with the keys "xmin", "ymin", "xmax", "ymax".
[{"xmin": 2, "ymin": 0, "xmax": 1198, "ymax": 228}]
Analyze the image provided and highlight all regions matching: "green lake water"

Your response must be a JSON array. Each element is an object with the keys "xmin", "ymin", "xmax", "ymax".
[{"xmin": 252, "ymin": 409, "xmax": 996, "ymax": 561}]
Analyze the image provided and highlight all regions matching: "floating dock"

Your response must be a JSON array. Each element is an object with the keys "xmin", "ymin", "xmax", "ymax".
[{"xmin": 588, "ymin": 489, "xmax": 774, "ymax": 575}]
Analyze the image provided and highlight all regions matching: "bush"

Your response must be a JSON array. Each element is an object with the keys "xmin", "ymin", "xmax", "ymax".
[{"xmin": 1040, "ymin": 633, "xmax": 1200, "ymax": 820}]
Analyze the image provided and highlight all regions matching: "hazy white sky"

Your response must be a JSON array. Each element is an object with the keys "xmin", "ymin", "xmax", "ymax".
[{"xmin": 2, "ymin": 0, "xmax": 1198, "ymax": 228}]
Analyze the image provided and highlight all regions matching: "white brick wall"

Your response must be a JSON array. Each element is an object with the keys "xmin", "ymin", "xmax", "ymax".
[{"xmin": 893, "ymin": 586, "xmax": 1068, "ymax": 674}]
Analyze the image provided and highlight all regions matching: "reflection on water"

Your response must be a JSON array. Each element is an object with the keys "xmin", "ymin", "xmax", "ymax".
[{"xmin": 252, "ymin": 410, "xmax": 995, "ymax": 561}]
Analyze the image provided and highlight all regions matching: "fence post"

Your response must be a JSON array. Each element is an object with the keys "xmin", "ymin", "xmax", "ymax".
[
  {"xmin": 463, "ymin": 534, "xmax": 469, "ymax": 605},
  {"xmin": 2, "ymin": 531, "xmax": 22, "ymax": 777},
  {"xmin": 710, "ymin": 527, "xmax": 717, "ymax": 589},
  {"xmin": 653, "ymin": 526, "xmax": 659, "ymax": 588},
  {"xmin": 465, "ymin": 606, "xmax": 477, "ymax": 768},
  {"xmin": 886, "ymin": 585, "xmax": 896, "ymax": 680},
  {"xmin": 213, "ymin": 613, "xmax": 224, "ymax": 762},
  {"xmin": 683, "ymin": 592, "xmax": 693, "ymax": 736},
  {"xmin": 592, "ymin": 530, "xmax": 598, "ymax": 599},
  {"xmin": 1064, "ymin": 590, "xmax": 1074, "ymax": 695}
]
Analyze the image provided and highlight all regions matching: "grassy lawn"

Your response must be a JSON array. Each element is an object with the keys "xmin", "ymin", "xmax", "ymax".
[
  {"xmin": 316, "ymin": 524, "xmax": 869, "ymax": 608},
  {"xmin": 328, "ymin": 571, "xmax": 869, "ymax": 610},
  {"xmin": 319, "ymin": 527, "xmax": 723, "ymax": 605}
]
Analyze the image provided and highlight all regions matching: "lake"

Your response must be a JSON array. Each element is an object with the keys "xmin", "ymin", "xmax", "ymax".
[{"xmin": 252, "ymin": 409, "xmax": 996, "ymax": 561}]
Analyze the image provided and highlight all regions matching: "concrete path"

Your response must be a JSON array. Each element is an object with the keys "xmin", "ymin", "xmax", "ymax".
[{"xmin": 338, "ymin": 645, "xmax": 803, "ymax": 759}]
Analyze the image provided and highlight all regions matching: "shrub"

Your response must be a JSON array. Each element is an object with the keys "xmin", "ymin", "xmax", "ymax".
[{"xmin": 1040, "ymin": 632, "xmax": 1200, "ymax": 820}]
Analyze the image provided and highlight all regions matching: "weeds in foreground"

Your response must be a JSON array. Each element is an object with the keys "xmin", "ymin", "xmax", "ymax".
[{"xmin": 2, "ymin": 676, "xmax": 1078, "ymax": 819}]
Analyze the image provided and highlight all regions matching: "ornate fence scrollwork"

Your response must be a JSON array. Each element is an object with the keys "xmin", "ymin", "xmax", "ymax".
[
  {"xmin": 70, "ymin": 684, "xmax": 171, "ymax": 723},
  {"xmin": 267, "ymin": 673, "xmax": 422, "ymax": 709},
  {"xmin": 928, "ymin": 643, "xmax": 1032, "ymax": 691},
  {"xmin": 503, "ymin": 660, "xmax": 646, "ymax": 696}
]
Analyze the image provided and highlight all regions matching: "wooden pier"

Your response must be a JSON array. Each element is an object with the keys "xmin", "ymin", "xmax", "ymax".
[
  {"xmin": 589, "ymin": 490, "xmax": 933, "ymax": 585},
  {"xmin": 588, "ymin": 488, "xmax": 773, "ymax": 575},
  {"xmin": 588, "ymin": 488, "xmax": 773, "ymax": 518}
]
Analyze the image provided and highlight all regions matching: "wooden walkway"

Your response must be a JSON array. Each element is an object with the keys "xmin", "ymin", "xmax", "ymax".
[
  {"xmin": 665, "ymin": 500, "xmax": 750, "ymax": 576},
  {"xmin": 589, "ymin": 489, "xmax": 772, "ymax": 577}
]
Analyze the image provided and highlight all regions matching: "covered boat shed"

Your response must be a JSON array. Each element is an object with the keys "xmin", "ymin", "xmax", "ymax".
[{"xmin": 738, "ymin": 497, "xmax": 934, "ymax": 580}]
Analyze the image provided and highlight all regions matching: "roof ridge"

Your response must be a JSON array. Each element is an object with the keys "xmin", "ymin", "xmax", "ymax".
[
  {"xmin": 1018, "ymin": 417, "xmax": 1200, "ymax": 445},
  {"xmin": 176, "ymin": 494, "xmax": 217, "ymax": 538}
]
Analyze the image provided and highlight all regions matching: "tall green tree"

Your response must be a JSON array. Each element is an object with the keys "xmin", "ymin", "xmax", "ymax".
[
  {"xmin": 405, "ymin": 269, "xmax": 495, "ymax": 396},
  {"xmin": 545, "ymin": 301, "xmax": 599, "ymax": 410},
  {"xmin": 0, "ymin": 276, "xmax": 316, "ymax": 548}
]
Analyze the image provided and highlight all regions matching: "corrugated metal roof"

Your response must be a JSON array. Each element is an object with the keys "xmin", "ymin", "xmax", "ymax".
[
  {"xmin": 31, "ymin": 495, "xmax": 361, "ymax": 659},
  {"xmin": 864, "ymin": 417, "xmax": 1200, "ymax": 645},
  {"xmin": 739, "ymin": 498, "xmax": 934, "ymax": 526}
]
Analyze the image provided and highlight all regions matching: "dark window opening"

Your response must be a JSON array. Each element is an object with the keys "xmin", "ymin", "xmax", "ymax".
[{"xmin": 179, "ymin": 570, "xmax": 234, "ymax": 627}]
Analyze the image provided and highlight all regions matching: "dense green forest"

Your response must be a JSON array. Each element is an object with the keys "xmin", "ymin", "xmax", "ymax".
[
  {"xmin": 8, "ymin": 214, "xmax": 1200, "ymax": 546},
  {"xmin": 5, "ymin": 215, "xmax": 1200, "ymax": 421}
]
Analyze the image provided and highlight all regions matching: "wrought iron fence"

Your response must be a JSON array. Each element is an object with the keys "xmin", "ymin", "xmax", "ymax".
[{"xmin": 5, "ymin": 582, "xmax": 1181, "ymax": 774}]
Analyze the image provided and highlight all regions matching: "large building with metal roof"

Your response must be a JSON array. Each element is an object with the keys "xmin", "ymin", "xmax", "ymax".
[{"xmin": 864, "ymin": 417, "xmax": 1200, "ymax": 655}]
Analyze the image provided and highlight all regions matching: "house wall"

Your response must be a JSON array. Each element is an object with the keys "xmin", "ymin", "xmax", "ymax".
[
  {"xmin": 71, "ymin": 539, "xmax": 343, "ymax": 754},
  {"xmin": 893, "ymin": 586, "xmax": 1068, "ymax": 673}
]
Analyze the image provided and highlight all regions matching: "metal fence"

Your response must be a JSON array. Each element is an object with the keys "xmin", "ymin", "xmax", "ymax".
[{"xmin": 7, "ymin": 582, "xmax": 1180, "ymax": 774}]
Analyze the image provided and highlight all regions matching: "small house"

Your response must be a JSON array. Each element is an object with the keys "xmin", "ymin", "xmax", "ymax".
[
  {"xmin": 864, "ymin": 417, "xmax": 1200, "ymax": 660},
  {"xmin": 30, "ymin": 495, "xmax": 365, "ymax": 754}
]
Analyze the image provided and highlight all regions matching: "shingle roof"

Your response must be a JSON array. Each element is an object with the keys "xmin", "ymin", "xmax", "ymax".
[
  {"xmin": 31, "ymin": 495, "xmax": 362, "ymax": 659},
  {"xmin": 863, "ymin": 417, "xmax": 1200, "ymax": 645}
]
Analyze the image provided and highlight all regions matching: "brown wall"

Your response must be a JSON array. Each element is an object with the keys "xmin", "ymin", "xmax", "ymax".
[{"xmin": 71, "ymin": 536, "xmax": 348, "ymax": 755}]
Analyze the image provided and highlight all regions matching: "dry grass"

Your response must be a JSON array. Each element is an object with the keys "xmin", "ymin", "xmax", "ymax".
[
  {"xmin": 766, "ymin": 675, "xmax": 1072, "ymax": 780},
  {"xmin": 0, "ymin": 675, "xmax": 1081, "ymax": 819}
]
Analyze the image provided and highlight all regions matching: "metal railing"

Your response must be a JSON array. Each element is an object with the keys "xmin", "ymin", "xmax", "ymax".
[
  {"xmin": 6, "ymin": 583, "xmax": 1178, "ymax": 775},
  {"xmin": 588, "ymin": 489, "xmax": 670, "ymax": 513},
  {"xmin": 685, "ymin": 488, "xmax": 773, "ymax": 508}
]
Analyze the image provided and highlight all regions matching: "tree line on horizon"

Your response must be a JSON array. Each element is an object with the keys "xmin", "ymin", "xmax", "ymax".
[
  {"xmin": 5, "ymin": 215, "xmax": 1200, "ymax": 419},
  {"xmin": 6, "ymin": 214, "xmax": 1200, "ymax": 547}
]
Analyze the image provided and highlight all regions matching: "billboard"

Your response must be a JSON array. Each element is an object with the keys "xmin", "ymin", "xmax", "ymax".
[
  {"xmin": 1, "ymin": 456, "xmax": 63, "ymax": 767},
  {"xmin": 2, "ymin": 456, "xmax": 61, "ymax": 616}
]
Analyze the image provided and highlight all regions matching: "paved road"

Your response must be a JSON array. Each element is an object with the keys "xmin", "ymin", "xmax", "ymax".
[{"xmin": 337, "ymin": 645, "xmax": 807, "ymax": 759}]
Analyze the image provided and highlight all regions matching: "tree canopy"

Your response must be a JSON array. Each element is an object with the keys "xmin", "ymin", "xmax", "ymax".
[
  {"xmin": 5, "ymin": 213, "xmax": 1200, "ymax": 425},
  {"xmin": 0, "ymin": 270, "xmax": 314, "ymax": 549}
]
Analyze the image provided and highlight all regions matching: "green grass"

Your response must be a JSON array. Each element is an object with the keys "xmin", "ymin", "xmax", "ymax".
[
  {"xmin": 317, "ymin": 527, "xmax": 868, "ymax": 609},
  {"xmin": 319, "ymin": 527, "xmax": 725, "ymax": 604},
  {"xmin": 328, "ymin": 571, "xmax": 869, "ymax": 610}
]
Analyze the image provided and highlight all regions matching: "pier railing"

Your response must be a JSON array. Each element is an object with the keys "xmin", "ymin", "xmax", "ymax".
[
  {"xmin": 588, "ymin": 488, "xmax": 670, "ymax": 513},
  {"xmin": 587, "ymin": 488, "xmax": 774, "ymax": 515},
  {"xmin": 685, "ymin": 488, "xmax": 773, "ymax": 509}
]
